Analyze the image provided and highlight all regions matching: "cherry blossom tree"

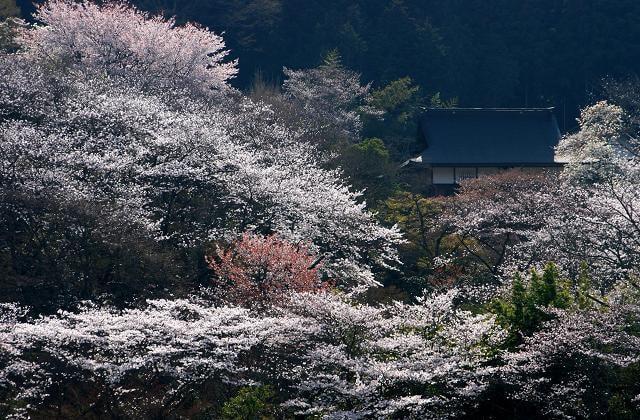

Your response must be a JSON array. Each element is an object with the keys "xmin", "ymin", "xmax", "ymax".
[
  {"xmin": 0, "ymin": 299, "xmax": 314, "ymax": 418},
  {"xmin": 552, "ymin": 101, "xmax": 640, "ymax": 288},
  {"xmin": 418, "ymin": 170, "xmax": 563, "ymax": 291},
  {"xmin": 501, "ymin": 304, "xmax": 640, "ymax": 418},
  {"xmin": 0, "ymin": 0, "xmax": 402, "ymax": 291},
  {"xmin": 21, "ymin": 0, "xmax": 237, "ymax": 95},
  {"xmin": 398, "ymin": 100, "xmax": 640, "ymax": 293},
  {"xmin": 282, "ymin": 50, "xmax": 377, "ymax": 148},
  {"xmin": 14, "ymin": 2, "xmax": 640, "ymax": 418},
  {"xmin": 0, "ymin": 290, "xmax": 507, "ymax": 419},
  {"xmin": 276, "ymin": 290, "xmax": 507, "ymax": 419},
  {"xmin": 432, "ymin": 142, "xmax": 640, "ymax": 293}
]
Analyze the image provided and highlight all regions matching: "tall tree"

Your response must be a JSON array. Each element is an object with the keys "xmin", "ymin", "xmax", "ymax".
[{"xmin": 0, "ymin": 0, "xmax": 19, "ymax": 18}]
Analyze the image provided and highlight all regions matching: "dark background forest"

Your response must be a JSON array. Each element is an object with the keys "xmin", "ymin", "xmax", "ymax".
[{"xmin": 17, "ymin": 0, "xmax": 640, "ymax": 131}]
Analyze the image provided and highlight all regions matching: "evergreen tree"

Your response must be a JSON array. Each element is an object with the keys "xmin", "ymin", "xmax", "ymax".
[{"xmin": 0, "ymin": 0, "xmax": 19, "ymax": 19}]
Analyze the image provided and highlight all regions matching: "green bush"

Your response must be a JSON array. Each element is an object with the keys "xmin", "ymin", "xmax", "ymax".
[
  {"xmin": 490, "ymin": 263, "xmax": 573, "ymax": 345},
  {"xmin": 220, "ymin": 386, "xmax": 276, "ymax": 420}
]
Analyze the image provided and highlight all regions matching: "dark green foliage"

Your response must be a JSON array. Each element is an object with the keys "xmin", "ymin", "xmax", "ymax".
[
  {"xmin": 363, "ymin": 77, "xmax": 424, "ymax": 159},
  {"xmin": 0, "ymin": 0, "xmax": 19, "ymax": 19},
  {"xmin": 576, "ymin": 261, "xmax": 596, "ymax": 309},
  {"xmin": 377, "ymin": 192, "xmax": 462, "ymax": 294},
  {"xmin": 429, "ymin": 92, "xmax": 458, "ymax": 109},
  {"xmin": 220, "ymin": 386, "xmax": 276, "ymax": 420},
  {"xmin": 338, "ymin": 138, "xmax": 397, "ymax": 206},
  {"xmin": 491, "ymin": 263, "xmax": 573, "ymax": 344},
  {"xmin": 0, "ymin": 0, "xmax": 21, "ymax": 52},
  {"xmin": 322, "ymin": 48, "xmax": 342, "ymax": 69},
  {"xmin": 15, "ymin": 0, "xmax": 640, "ymax": 124},
  {"xmin": 608, "ymin": 393, "xmax": 636, "ymax": 420},
  {"xmin": 368, "ymin": 77, "xmax": 420, "ymax": 122}
]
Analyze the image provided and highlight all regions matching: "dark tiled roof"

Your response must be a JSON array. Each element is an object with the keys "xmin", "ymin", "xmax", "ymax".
[{"xmin": 416, "ymin": 108, "xmax": 562, "ymax": 166}]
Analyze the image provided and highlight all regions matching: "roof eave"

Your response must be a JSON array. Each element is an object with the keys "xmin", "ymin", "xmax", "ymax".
[{"xmin": 421, "ymin": 162, "xmax": 566, "ymax": 167}]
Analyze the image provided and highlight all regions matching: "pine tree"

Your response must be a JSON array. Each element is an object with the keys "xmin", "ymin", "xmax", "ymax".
[
  {"xmin": 322, "ymin": 48, "xmax": 343, "ymax": 69},
  {"xmin": 0, "ymin": 0, "xmax": 21, "ymax": 52},
  {"xmin": 511, "ymin": 273, "xmax": 526, "ymax": 328},
  {"xmin": 577, "ymin": 261, "xmax": 594, "ymax": 309},
  {"xmin": 541, "ymin": 262, "xmax": 559, "ymax": 305}
]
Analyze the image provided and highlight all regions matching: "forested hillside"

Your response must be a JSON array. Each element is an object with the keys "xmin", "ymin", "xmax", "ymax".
[
  {"xmin": 1, "ymin": 1, "xmax": 640, "ymax": 418},
  {"xmin": 16, "ymin": 0, "xmax": 640, "ymax": 129}
]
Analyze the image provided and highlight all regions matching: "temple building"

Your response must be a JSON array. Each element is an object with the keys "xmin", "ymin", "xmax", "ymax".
[{"xmin": 403, "ymin": 108, "xmax": 563, "ymax": 193}]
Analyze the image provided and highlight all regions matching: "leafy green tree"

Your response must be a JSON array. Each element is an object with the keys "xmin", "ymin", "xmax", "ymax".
[
  {"xmin": 542, "ymin": 263, "xmax": 558, "ymax": 302},
  {"xmin": 322, "ymin": 47, "xmax": 342, "ymax": 68},
  {"xmin": 220, "ymin": 386, "xmax": 276, "ymax": 420},
  {"xmin": 429, "ymin": 91, "xmax": 458, "ymax": 108},
  {"xmin": 491, "ymin": 263, "xmax": 573, "ymax": 345},
  {"xmin": 510, "ymin": 274, "xmax": 526, "ymax": 327},
  {"xmin": 364, "ymin": 77, "xmax": 424, "ymax": 159},
  {"xmin": 576, "ymin": 262, "xmax": 597, "ymax": 309},
  {"xmin": 339, "ymin": 138, "xmax": 396, "ymax": 206},
  {"xmin": 380, "ymin": 192, "xmax": 444, "ymax": 262},
  {"xmin": 377, "ymin": 191, "xmax": 466, "ymax": 294}
]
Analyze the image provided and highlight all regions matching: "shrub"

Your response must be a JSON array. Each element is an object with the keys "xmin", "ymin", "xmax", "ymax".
[{"xmin": 220, "ymin": 386, "xmax": 276, "ymax": 420}]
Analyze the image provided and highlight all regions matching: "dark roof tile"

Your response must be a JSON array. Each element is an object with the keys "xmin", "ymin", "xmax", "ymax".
[{"xmin": 417, "ymin": 108, "xmax": 561, "ymax": 166}]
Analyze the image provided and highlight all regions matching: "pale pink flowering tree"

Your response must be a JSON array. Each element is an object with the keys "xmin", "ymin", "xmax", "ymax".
[
  {"xmin": 282, "ymin": 53, "xmax": 377, "ymax": 147},
  {"xmin": 501, "ymin": 304, "xmax": 640, "ymax": 418},
  {"xmin": 0, "ymin": 290, "xmax": 507, "ymax": 419},
  {"xmin": 549, "ymin": 101, "xmax": 640, "ymax": 288},
  {"xmin": 21, "ymin": 0, "xmax": 237, "ymax": 94},
  {"xmin": 274, "ymin": 290, "xmax": 507, "ymax": 419},
  {"xmin": 439, "ymin": 170, "xmax": 562, "ymax": 280}
]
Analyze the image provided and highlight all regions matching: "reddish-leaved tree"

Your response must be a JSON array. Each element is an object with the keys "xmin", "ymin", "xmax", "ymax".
[{"xmin": 208, "ymin": 233, "xmax": 327, "ymax": 307}]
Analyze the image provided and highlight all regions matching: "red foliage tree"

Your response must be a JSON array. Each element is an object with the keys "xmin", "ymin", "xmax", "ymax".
[{"xmin": 208, "ymin": 233, "xmax": 327, "ymax": 307}]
